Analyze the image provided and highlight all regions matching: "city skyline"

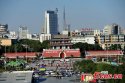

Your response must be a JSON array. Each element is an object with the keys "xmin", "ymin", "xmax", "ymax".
[{"xmin": 0, "ymin": 0, "xmax": 125, "ymax": 33}]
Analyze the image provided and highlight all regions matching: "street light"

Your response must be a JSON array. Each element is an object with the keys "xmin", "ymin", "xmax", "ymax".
[
  {"xmin": 26, "ymin": 44, "xmax": 28, "ymax": 62},
  {"xmin": 106, "ymin": 44, "xmax": 108, "ymax": 62},
  {"xmin": 0, "ymin": 39, "xmax": 1, "ymax": 47},
  {"xmin": 4, "ymin": 45, "xmax": 6, "ymax": 70}
]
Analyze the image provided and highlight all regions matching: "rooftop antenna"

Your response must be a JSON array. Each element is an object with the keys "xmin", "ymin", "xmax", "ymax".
[
  {"xmin": 55, "ymin": 8, "xmax": 58, "ymax": 13},
  {"xmin": 63, "ymin": 6, "xmax": 67, "ymax": 30}
]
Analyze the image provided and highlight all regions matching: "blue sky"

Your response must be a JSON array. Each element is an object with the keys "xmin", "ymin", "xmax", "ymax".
[{"xmin": 0, "ymin": 0, "xmax": 125, "ymax": 33}]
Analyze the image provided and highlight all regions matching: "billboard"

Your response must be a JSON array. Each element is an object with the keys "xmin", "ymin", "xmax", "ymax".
[{"xmin": 0, "ymin": 39, "xmax": 11, "ymax": 46}]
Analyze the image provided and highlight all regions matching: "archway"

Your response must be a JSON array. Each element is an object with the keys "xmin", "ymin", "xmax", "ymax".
[{"xmin": 60, "ymin": 52, "xmax": 65, "ymax": 58}]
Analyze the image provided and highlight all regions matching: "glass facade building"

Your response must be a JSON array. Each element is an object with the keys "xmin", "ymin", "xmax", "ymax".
[{"xmin": 44, "ymin": 10, "xmax": 58, "ymax": 35}]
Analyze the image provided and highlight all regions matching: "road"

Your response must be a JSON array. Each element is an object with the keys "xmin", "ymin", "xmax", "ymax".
[{"xmin": 42, "ymin": 77, "xmax": 81, "ymax": 83}]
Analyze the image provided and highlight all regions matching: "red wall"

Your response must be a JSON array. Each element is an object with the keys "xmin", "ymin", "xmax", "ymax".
[{"xmin": 42, "ymin": 49, "xmax": 80, "ymax": 58}]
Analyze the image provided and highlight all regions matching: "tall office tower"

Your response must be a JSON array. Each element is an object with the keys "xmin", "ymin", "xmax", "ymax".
[
  {"xmin": 111, "ymin": 23, "xmax": 121, "ymax": 35},
  {"xmin": 44, "ymin": 9, "xmax": 58, "ymax": 35}
]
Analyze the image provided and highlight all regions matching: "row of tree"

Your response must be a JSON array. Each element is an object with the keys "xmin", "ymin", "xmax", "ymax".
[
  {"xmin": 0, "ymin": 39, "xmax": 50, "ymax": 54},
  {"xmin": 72, "ymin": 42, "xmax": 103, "ymax": 51},
  {"xmin": 72, "ymin": 42, "xmax": 123, "ymax": 51}
]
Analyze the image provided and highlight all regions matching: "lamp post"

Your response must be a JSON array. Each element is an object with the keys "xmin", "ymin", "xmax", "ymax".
[
  {"xmin": 26, "ymin": 44, "xmax": 28, "ymax": 62},
  {"xmin": 106, "ymin": 44, "xmax": 108, "ymax": 62},
  {"xmin": 0, "ymin": 40, "xmax": 1, "ymax": 56},
  {"xmin": 4, "ymin": 45, "xmax": 6, "ymax": 70}
]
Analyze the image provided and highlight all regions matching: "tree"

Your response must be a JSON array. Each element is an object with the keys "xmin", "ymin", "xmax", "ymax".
[
  {"xmin": 6, "ymin": 39, "xmax": 43, "ymax": 52},
  {"xmin": 73, "ymin": 59, "xmax": 125, "ymax": 83},
  {"xmin": 94, "ymin": 44, "xmax": 103, "ymax": 50},
  {"xmin": 73, "ymin": 60, "xmax": 96, "ymax": 73},
  {"xmin": 109, "ymin": 44, "xmax": 121, "ymax": 50},
  {"xmin": 72, "ymin": 42, "xmax": 103, "ymax": 57},
  {"xmin": 72, "ymin": 42, "xmax": 102, "ymax": 51},
  {"xmin": 72, "ymin": 42, "xmax": 84, "ymax": 49},
  {"xmin": 41, "ymin": 40, "xmax": 50, "ymax": 49},
  {"xmin": 20, "ymin": 39, "xmax": 43, "ymax": 52},
  {"xmin": 6, "ymin": 43, "xmax": 25, "ymax": 52}
]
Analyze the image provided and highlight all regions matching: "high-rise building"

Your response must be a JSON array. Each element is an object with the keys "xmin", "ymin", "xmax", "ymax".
[
  {"xmin": 103, "ymin": 24, "xmax": 121, "ymax": 35},
  {"xmin": 18, "ymin": 26, "xmax": 29, "ymax": 39},
  {"xmin": 44, "ymin": 9, "xmax": 58, "ymax": 35}
]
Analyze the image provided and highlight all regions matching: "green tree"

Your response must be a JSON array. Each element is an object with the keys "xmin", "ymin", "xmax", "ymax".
[
  {"xmin": 19, "ymin": 39, "xmax": 42, "ymax": 52},
  {"xmin": 73, "ymin": 59, "xmax": 125, "ymax": 83},
  {"xmin": 109, "ymin": 44, "xmax": 121, "ymax": 50},
  {"xmin": 6, "ymin": 39, "xmax": 43, "ymax": 52},
  {"xmin": 96, "ymin": 63, "xmax": 117, "ymax": 74},
  {"xmin": 6, "ymin": 44, "xmax": 24, "ymax": 52},
  {"xmin": 41, "ymin": 40, "xmax": 50, "ymax": 49},
  {"xmin": 72, "ymin": 42, "xmax": 103, "ymax": 57},
  {"xmin": 94, "ymin": 44, "xmax": 103, "ymax": 50},
  {"xmin": 72, "ymin": 42, "xmax": 102, "ymax": 51},
  {"xmin": 73, "ymin": 60, "xmax": 96, "ymax": 73}
]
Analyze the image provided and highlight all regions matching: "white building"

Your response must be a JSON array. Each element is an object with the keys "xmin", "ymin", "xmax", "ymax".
[
  {"xmin": 62, "ymin": 30, "xmax": 68, "ymax": 35},
  {"xmin": 81, "ymin": 28, "xmax": 94, "ymax": 36},
  {"xmin": 94, "ymin": 29, "xmax": 101, "ymax": 36},
  {"xmin": 44, "ymin": 9, "xmax": 58, "ymax": 35},
  {"xmin": 121, "ymin": 28, "xmax": 125, "ymax": 35},
  {"xmin": 103, "ymin": 25, "xmax": 112, "ymax": 35},
  {"xmin": 27, "ymin": 33, "xmax": 32, "ymax": 39},
  {"xmin": 71, "ymin": 29, "xmax": 81, "ymax": 37},
  {"xmin": 31, "ymin": 34, "xmax": 39, "ymax": 40},
  {"xmin": 18, "ymin": 26, "xmax": 29, "ymax": 39},
  {"xmin": 9, "ymin": 31, "xmax": 18, "ymax": 39},
  {"xmin": 39, "ymin": 33, "xmax": 51, "ymax": 43},
  {"xmin": 71, "ymin": 35, "xmax": 95, "ymax": 44}
]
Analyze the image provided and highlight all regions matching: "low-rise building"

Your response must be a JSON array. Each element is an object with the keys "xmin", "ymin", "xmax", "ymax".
[
  {"xmin": 9, "ymin": 31, "xmax": 18, "ymax": 39},
  {"xmin": 50, "ymin": 35, "xmax": 73, "ymax": 49},
  {"xmin": 71, "ymin": 29, "xmax": 81, "ymax": 37},
  {"xmin": 95, "ymin": 34, "xmax": 125, "ymax": 49},
  {"xmin": 39, "ymin": 33, "xmax": 51, "ymax": 43},
  {"xmin": 81, "ymin": 28, "xmax": 94, "ymax": 36},
  {"xmin": 42, "ymin": 49, "xmax": 80, "ymax": 58},
  {"xmin": 0, "ymin": 24, "xmax": 8, "ymax": 34},
  {"xmin": 31, "ymin": 34, "xmax": 39, "ymax": 40},
  {"xmin": 71, "ymin": 35, "xmax": 95, "ymax": 44},
  {"xmin": 85, "ymin": 50, "xmax": 123, "ymax": 62}
]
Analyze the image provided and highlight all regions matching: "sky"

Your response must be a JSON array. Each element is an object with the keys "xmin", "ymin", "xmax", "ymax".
[{"xmin": 0, "ymin": 0, "xmax": 125, "ymax": 33}]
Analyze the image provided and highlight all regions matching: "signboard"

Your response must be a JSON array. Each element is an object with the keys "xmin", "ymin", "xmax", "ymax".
[{"xmin": 0, "ymin": 39, "xmax": 11, "ymax": 46}]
